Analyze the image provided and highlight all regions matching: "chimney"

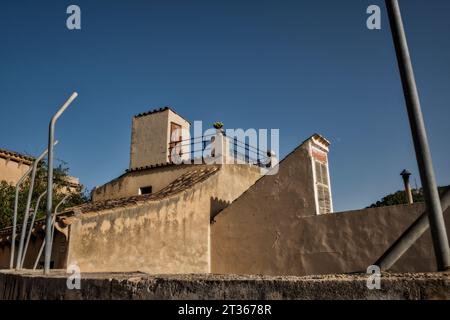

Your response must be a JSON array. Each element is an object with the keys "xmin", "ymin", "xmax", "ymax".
[{"xmin": 400, "ymin": 169, "xmax": 413, "ymax": 204}]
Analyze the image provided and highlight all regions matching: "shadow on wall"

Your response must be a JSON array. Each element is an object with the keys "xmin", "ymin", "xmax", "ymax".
[{"xmin": 210, "ymin": 197, "xmax": 231, "ymax": 221}]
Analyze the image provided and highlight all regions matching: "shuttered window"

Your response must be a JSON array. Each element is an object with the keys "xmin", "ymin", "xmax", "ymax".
[{"xmin": 315, "ymin": 160, "xmax": 331, "ymax": 214}]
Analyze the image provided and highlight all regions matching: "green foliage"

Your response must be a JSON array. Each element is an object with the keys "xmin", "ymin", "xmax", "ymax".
[
  {"xmin": 213, "ymin": 121, "xmax": 224, "ymax": 129},
  {"xmin": 368, "ymin": 186, "xmax": 448, "ymax": 208},
  {"xmin": 0, "ymin": 162, "xmax": 89, "ymax": 229}
]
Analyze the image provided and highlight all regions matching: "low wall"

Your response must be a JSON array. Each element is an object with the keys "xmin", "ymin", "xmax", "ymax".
[
  {"xmin": 1, "ymin": 270, "xmax": 448, "ymax": 300},
  {"xmin": 212, "ymin": 202, "xmax": 450, "ymax": 276}
]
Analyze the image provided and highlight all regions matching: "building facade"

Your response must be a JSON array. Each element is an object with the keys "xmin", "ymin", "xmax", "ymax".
[
  {"xmin": 2, "ymin": 107, "xmax": 443, "ymax": 276},
  {"xmin": 0, "ymin": 148, "xmax": 33, "ymax": 186}
]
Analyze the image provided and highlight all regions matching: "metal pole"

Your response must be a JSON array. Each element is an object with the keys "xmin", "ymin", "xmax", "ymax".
[
  {"xmin": 47, "ymin": 195, "xmax": 69, "ymax": 261},
  {"xmin": 9, "ymin": 166, "xmax": 32, "ymax": 269},
  {"xmin": 16, "ymin": 143, "xmax": 57, "ymax": 269},
  {"xmin": 386, "ymin": 0, "xmax": 450, "ymax": 270},
  {"xmin": 376, "ymin": 188, "xmax": 450, "ymax": 270},
  {"xmin": 400, "ymin": 169, "xmax": 413, "ymax": 204},
  {"xmin": 34, "ymin": 195, "xmax": 69, "ymax": 270},
  {"xmin": 20, "ymin": 189, "xmax": 48, "ymax": 268},
  {"xmin": 44, "ymin": 92, "xmax": 78, "ymax": 274},
  {"xmin": 33, "ymin": 239, "xmax": 45, "ymax": 270}
]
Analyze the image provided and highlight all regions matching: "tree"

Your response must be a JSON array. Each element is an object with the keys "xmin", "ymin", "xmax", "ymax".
[
  {"xmin": 368, "ymin": 186, "xmax": 449, "ymax": 208},
  {"xmin": 0, "ymin": 161, "xmax": 89, "ymax": 230}
]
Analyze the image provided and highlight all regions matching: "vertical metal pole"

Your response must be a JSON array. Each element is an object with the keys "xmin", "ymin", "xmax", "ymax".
[
  {"xmin": 9, "ymin": 167, "xmax": 32, "ymax": 269},
  {"xmin": 400, "ymin": 169, "xmax": 413, "ymax": 204},
  {"xmin": 44, "ymin": 92, "xmax": 78, "ymax": 274},
  {"xmin": 386, "ymin": 0, "xmax": 450, "ymax": 270},
  {"xmin": 16, "ymin": 143, "xmax": 57, "ymax": 269}
]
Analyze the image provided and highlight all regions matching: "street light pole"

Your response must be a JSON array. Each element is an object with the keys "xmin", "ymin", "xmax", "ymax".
[{"xmin": 385, "ymin": 0, "xmax": 450, "ymax": 270}]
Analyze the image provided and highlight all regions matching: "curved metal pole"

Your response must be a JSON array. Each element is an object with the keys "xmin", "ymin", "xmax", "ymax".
[
  {"xmin": 386, "ymin": 0, "xmax": 450, "ymax": 270},
  {"xmin": 375, "ymin": 188, "xmax": 450, "ymax": 270},
  {"xmin": 9, "ymin": 166, "xmax": 32, "ymax": 269},
  {"xmin": 16, "ymin": 142, "xmax": 57, "ymax": 269},
  {"xmin": 20, "ymin": 189, "xmax": 48, "ymax": 268},
  {"xmin": 44, "ymin": 92, "xmax": 78, "ymax": 274},
  {"xmin": 33, "ymin": 194, "xmax": 69, "ymax": 270},
  {"xmin": 48, "ymin": 194, "xmax": 69, "ymax": 258},
  {"xmin": 33, "ymin": 239, "xmax": 45, "ymax": 270}
]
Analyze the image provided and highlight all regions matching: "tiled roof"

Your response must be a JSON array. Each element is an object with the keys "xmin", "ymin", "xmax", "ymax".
[
  {"xmin": 126, "ymin": 162, "xmax": 177, "ymax": 173},
  {"xmin": 0, "ymin": 148, "xmax": 34, "ymax": 164},
  {"xmin": 70, "ymin": 166, "xmax": 220, "ymax": 214},
  {"xmin": 0, "ymin": 166, "xmax": 220, "ymax": 239},
  {"xmin": 134, "ymin": 106, "xmax": 170, "ymax": 118},
  {"xmin": 134, "ymin": 106, "xmax": 190, "ymax": 123}
]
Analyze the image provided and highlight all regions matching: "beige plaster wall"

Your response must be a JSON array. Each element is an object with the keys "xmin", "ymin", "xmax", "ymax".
[
  {"xmin": 129, "ymin": 109, "xmax": 190, "ymax": 169},
  {"xmin": 67, "ymin": 164, "xmax": 261, "ymax": 274},
  {"xmin": 212, "ymin": 196, "xmax": 450, "ymax": 275},
  {"xmin": 92, "ymin": 164, "xmax": 199, "ymax": 202},
  {"xmin": 0, "ymin": 158, "xmax": 30, "ymax": 186}
]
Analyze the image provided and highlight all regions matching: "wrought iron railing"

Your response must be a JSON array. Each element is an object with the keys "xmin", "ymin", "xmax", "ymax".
[{"xmin": 168, "ymin": 134, "xmax": 270, "ymax": 167}]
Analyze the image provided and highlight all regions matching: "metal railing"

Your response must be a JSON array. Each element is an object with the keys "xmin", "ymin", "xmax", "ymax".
[{"xmin": 167, "ymin": 134, "xmax": 271, "ymax": 167}]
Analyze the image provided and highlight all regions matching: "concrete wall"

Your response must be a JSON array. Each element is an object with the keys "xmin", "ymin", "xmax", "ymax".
[
  {"xmin": 0, "ymin": 158, "xmax": 30, "ymax": 186},
  {"xmin": 2, "ymin": 271, "xmax": 449, "ymax": 300},
  {"xmin": 129, "ymin": 109, "xmax": 190, "ymax": 169},
  {"xmin": 212, "ymin": 200, "xmax": 450, "ymax": 276},
  {"xmin": 0, "ymin": 232, "xmax": 68, "ymax": 270},
  {"xmin": 92, "ymin": 164, "xmax": 199, "ymax": 202},
  {"xmin": 67, "ymin": 164, "xmax": 261, "ymax": 274}
]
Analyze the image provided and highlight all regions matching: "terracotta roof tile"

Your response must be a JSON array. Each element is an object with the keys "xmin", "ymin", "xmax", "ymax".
[
  {"xmin": 126, "ymin": 162, "xmax": 177, "ymax": 173},
  {"xmin": 0, "ymin": 147, "xmax": 34, "ymax": 164},
  {"xmin": 72, "ymin": 166, "xmax": 220, "ymax": 214},
  {"xmin": 133, "ymin": 106, "xmax": 190, "ymax": 123}
]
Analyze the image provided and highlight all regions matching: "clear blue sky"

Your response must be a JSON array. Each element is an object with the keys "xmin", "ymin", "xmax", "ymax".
[{"xmin": 1, "ymin": 0, "xmax": 449, "ymax": 212}]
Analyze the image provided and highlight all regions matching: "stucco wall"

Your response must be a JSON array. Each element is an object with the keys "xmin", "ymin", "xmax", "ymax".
[
  {"xmin": 211, "ymin": 138, "xmax": 318, "ymax": 225},
  {"xmin": 0, "ymin": 158, "xmax": 30, "ymax": 186},
  {"xmin": 92, "ymin": 164, "xmax": 199, "ymax": 202},
  {"xmin": 129, "ymin": 109, "xmax": 190, "ymax": 169},
  {"xmin": 67, "ymin": 164, "xmax": 261, "ymax": 274},
  {"xmin": 130, "ymin": 110, "xmax": 168, "ymax": 169},
  {"xmin": 212, "ymin": 200, "xmax": 450, "ymax": 276}
]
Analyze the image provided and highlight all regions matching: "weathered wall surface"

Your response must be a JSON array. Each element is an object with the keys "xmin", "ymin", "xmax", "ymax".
[
  {"xmin": 0, "ymin": 232, "xmax": 68, "ymax": 270},
  {"xmin": 1, "ymin": 271, "xmax": 449, "ymax": 300},
  {"xmin": 68, "ymin": 165, "xmax": 261, "ymax": 274},
  {"xmin": 0, "ymin": 158, "xmax": 30, "ymax": 186},
  {"xmin": 212, "ymin": 201, "xmax": 450, "ymax": 276},
  {"xmin": 130, "ymin": 110, "xmax": 169, "ymax": 169},
  {"xmin": 129, "ymin": 109, "xmax": 190, "ymax": 169},
  {"xmin": 92, "ymin": 164, "xmax": 198, "ymax": 202},
  {"xmin": 210, "ymin": 140, "xmax": 318, "ymax": 275}
]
